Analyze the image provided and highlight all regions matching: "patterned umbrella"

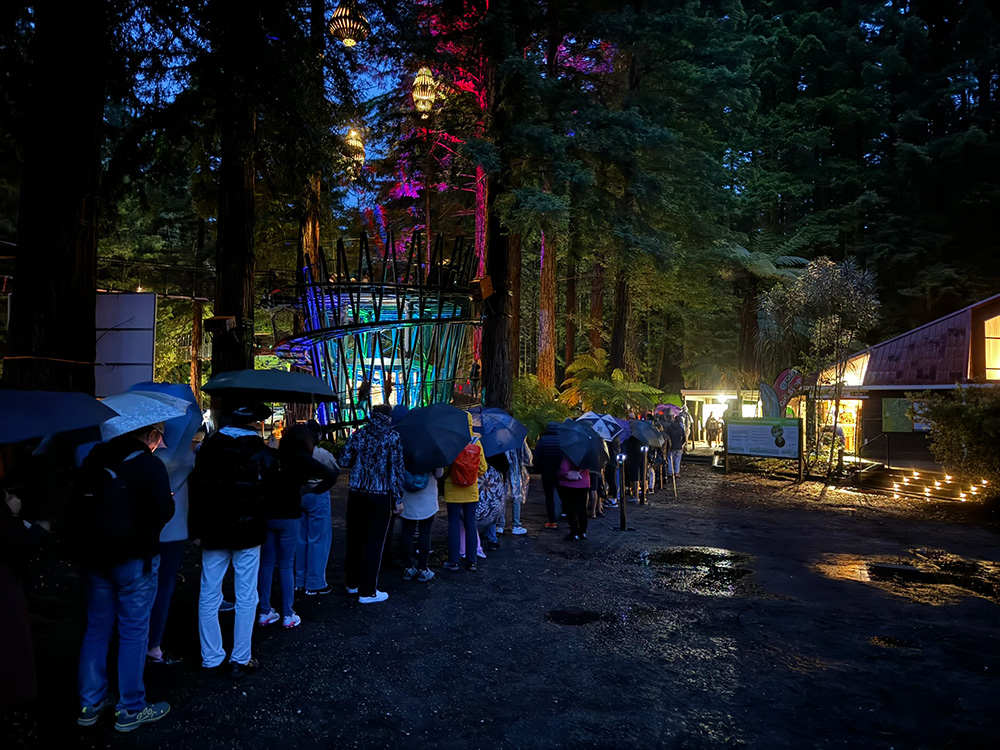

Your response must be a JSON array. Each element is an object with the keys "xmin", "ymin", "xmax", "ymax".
[
  {"xmin": 576, "ymin": 412, "xmax": 624, "ymax": 441},
  {"xmin": 99, "ymin": 392, "xmax": 190, "ymax": 442}
]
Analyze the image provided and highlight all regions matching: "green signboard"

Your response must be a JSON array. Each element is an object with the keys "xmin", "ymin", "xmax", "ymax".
[{"xmin": 725, "ymin": 417, "xmax": 801, "ymax": 459}]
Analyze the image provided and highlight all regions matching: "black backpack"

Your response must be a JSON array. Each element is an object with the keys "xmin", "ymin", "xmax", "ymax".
[{"xmin": 68, "ymin": 450, "xmax": 147, "ymax": 570}]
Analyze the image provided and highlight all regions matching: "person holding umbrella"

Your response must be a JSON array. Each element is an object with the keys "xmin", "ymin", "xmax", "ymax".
[
  {"xmin": 665, "ymin": 414, "xmax": 687, "ymax": 478},
  {"xmin": 338, "ymin": 404, "xmax": 405, "ymax": 603},
  {"xmin": 533, "ymin": 422, "xmax": 565, "ymax": 529},
  {"xmin": 442, "ymin": 413, "xmax": 487, "ymax": 572},
  {"xmin": 558, "ymin": 455, "xmax": 591, "ymax": 541}
]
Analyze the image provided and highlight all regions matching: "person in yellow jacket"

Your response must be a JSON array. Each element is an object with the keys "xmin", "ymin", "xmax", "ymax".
[{"xmin": 443, "ymin": 413, "xmax": 487, "ymax": 572}]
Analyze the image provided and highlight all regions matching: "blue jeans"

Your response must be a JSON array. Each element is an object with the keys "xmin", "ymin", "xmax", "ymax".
[
  {"xmin": 78, "ymin": 557, "xmax": 159, "ymax": 713},
  {"xmin": 148, "ymin": 540, "xmax": 184, "ymax": 651},
  {"xmin": 258, "ymin": 519, "xmax": 299, "ymax": 618},
  {"xmin": 667, "ymin": 449, "xmax": 683, "ymax": 476},
  {"xmin": 447, "ymin": 502, "xmax": 479, "ymax": 564},
  {"xmin": 295, "ymin": 491, "xmax": 332, "ymax": 590}
]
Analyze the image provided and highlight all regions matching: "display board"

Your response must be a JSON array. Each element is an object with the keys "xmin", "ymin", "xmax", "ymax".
[
  {"xmin": 95, "ymin": 292, "xmax": 157, "ymax": 398},
  {"xmin": 725, "ymin": 417, "xmax": 801, "ymax": 459}
]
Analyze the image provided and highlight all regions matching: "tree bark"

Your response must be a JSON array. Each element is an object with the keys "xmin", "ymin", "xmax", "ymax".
[
  {"xmin": 211, "ymin": 1, "xmax": 259, "ymax": 376},
  {"xmin": 510, "ymin": 232, "xmax": 522, "ymax": 376},
  {"xmin": 537, "ymin": 230, "xmax": 557, "ymax": 388},
  {"xmin": 609, "ymin": 269, "xmax": 630, "ymax": 372},
  {"xmin": 589, "ymin": 255, "xmax": 604, "ymax": 352},
  {"xmin": 4, "ymin": 0, "xmax": 106, "ymax": 393},
  {"xmin": 482, "ymin": 199, "xmax": 515, "ymax": 412},
  {"xmin": 564, "ymin": 259, "xmax": 577, "ymax": 376}
]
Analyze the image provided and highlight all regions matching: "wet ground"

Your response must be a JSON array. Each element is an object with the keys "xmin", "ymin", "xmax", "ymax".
[{"xmin": 5, "ymin": 464, "xmax": 1000, "ymax": 749}]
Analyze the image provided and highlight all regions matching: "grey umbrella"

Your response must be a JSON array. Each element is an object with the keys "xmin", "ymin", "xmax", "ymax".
[{"xmin": 202, "ymin": 368, "xmax": 338, "ymax": 403}]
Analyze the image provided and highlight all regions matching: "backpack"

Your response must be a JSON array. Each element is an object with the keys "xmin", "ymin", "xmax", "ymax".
[
  {"xmin": 68, "ymin": 450, "xmax": 147, "ymax": 570},
  {"xmin": 450, "ymin": 439, "xmax": 481, "ymax": 487},
  {"xmin": 402, "ymin": 468, "xmax": 430, "ymax": 493}
]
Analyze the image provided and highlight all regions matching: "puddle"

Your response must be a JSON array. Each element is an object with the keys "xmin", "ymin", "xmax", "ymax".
[
  {"xmin": 635, "ymin": 547, "xmax": 759, "ymax": 598},
  {"xmin": 546, "ymin": 609, "xmax": 605, "ymax": 626},
  {"xmin": 870, "ymin": 635, "xmax": 921, "ymax": 650},
  {"xmin": 814, "ymin": 548, "xmax": 1000, "ymax": 605}
]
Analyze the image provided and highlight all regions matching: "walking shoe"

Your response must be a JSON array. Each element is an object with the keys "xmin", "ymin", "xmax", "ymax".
[
  {"xmin": 443, "ymin": 561, "xmax": 460, "ymax": 571},
  {"xmin": 477, "ymin": 550, "xmax": 487, "ymax": 559},
  {"xmin": 402, "ymin": 567, "xmax": 418, "ymax": 581},
  {"xmin": 78, "ymin": 695, "xmax": 115, "ymax": 726},
  {"xmin": 257, "ymin": 608, "xmax": 279, "ymax": 627},
  {"xmin": 229, "ymin": 659, "xmax": 258, "ymax": 678},
  {"xmin": 496, "ymin": 527, "xmax": 504, "ymax": 535},
  {"xmin": 283, "ymin": 613, "xmax": 302, "ymax": 629},
  {"xmin": 219, "ymin": 600, "xmax": 236, "ymax": 612},
  {"xmin": 465, "ymin": 560, "xmax": 477, "ymax": 572},
  {"xmin": 146, "ymin": 651, "xmax": 183, "ymax": 667},
  {"xmin": 113, "ymin": 701, "xmax": 170, "ymax": 732},
  {"xmin": 305, "ymin": 585, "xmax": 333, "ymax": 596},
  {"xmin": 605, "ymin": 500, "xmax": 618, "ymax": 508},
  {"xmin": 544, "ymin": 522, "xmax": 558, "ymax": 529},
  {"xmin": 580, "ymin": 533, "xmax": 588, "ymax": 540},
  {"xmin": 564, "ymin": 534, "xmax": 580, "ymax": 542},
  {"xmin": 511, "ymin": 525, "xmax": 527, "ymax": 535},
  {"xmin": 416, "ymin": 568, "xmax": 435, "ymax": 582},
  {"xmin": 358, "ymin": 590, "xmax": 389, "ymax": 604},
  {"xmin": 346, "ymin": 585, "xmax": 359, "ymax": 595}
]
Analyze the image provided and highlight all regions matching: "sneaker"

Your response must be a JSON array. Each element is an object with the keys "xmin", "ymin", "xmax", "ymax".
[
  {"xmin": 305, "ymin": 585, "xmax": 333, "ymax": 596},
  {"xmin": 443, "ymin": 562, "xmax": 460, "ymax": 571},
  {"xmin": 219, "ymin": 600, "xmax": 236, "ymax": 612},
  {"xmin": 113, "ymin": 701, "xmax": 170, "ymax": 732},
  {"xmin": 402, "ymin": 567, "xmax": 418, "ymax": 581},
  {"xmin": 496, "ymin": 527, "xmax": 504, "ymax": 535},
  {"xmin": 78, "ymin": 695, "xmax": 115, "ymax": 726},
  {"xmin": 581, "ymin": 533, "xmax": 588, "ymax": 540},
  {"xmin": 257, "ymin": 608, "xmax": 280, "ymax": 627},
  {"xmin": 466, "ymin": 560, "xmax": 477, "ymax": 572},
  {"xmin": 145, "ymin": 651, "xmax": 183, "ymax": 666},
  {"xmin": 283, "ymin": 613, "xmax": 301, "ymax": 629},
  {"xmin": 544, "ymin": 522, "xmax": 558, "ymax": 529},
  {"xmin": 358, "ymin": 590, "xmax": 389, "ymax": 604},
  {"xmin": 511, "ymin": 525, "xmax": 527, "ymax": 535},
  {"xmin": 476, "ymin": 550, "xmax": 487, "ymax": 559},
  {"xmin": 346, "ymin": 585, "xmax": 359, "ymax": 595},
  {"xmin": 229, "ymin": 659, "xmax": 258, "ymax": 678},
  {"xmin": 416, "ymin": 568, "xmax": 435, "ymax": 582},
  {"xmin": 565, "ymin": 534, "xmax": 580, "ymax": 542},
  {"xmin": 606, "ymin": 500, "xmax": 619, "ymax": 508}
]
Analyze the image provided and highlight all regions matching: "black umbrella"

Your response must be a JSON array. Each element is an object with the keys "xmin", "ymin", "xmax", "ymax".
[
  {"xmin": 0, "ymin": 390, "xmax": 119, "ymax": 444},
  {"xmin": 393, "ymin": 402, "xmax": 471, "ymax": 473},
  {"xmin": 628, "ymin": 419, "xmax": 665, "ymax": 448},
  {"xmin": 555, "ymin": 419, "xmax": 610, "ymax": 472},
  {"xmin": 202, "ymin": 368, "xmax": 338, "ymax": 403}
]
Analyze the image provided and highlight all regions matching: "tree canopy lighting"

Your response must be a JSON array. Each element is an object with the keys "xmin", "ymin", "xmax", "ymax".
[
  {"xmin": 329, "ymin": 1, "xmax": 370, "ymax": 47},
  {"xmin": 412, "ymin": 66, "xmax": 436, "ymax": 118},
  {"xmin": 346, "ymin": 128, "xmax": 365, "ymax": 166}
]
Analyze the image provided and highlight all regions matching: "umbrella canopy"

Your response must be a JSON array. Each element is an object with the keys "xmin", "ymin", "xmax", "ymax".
[
  {"xmin": 202, "ymin": 369, "xmax": 338, "ymax": 403},
  {"xmin": 576, "ymin": 412, "xmax": 624, "ymax": 441},
  {"xmin": 100, "ymin": 392, "xmax": 190, "ymax": 442},
  {"xmin": 655, "ymin": 403, "xmax": 681, "ymax": 417},
  {"xmin": 555, "ymin": 420, "xmax": 610, "ymax": 472},
  {"xmin": 467, "ymin": 406, "xmax": 528, "ymax": 457},
  {"xmin": 614, "ymin": 417, "xmax": 631, "ymax": 441},
  {"xmin": 0, "ymin": 390, "xmax": 119, "ymax": 444},
  {"xmin": 128, "ymin": 383, "xmax": 202, "ymax": 460},
  {"xmin": 393, "ymin": 402, "xmax": 471, "ymax": 473},
  {"xmin": 628, "ymin": 419, "xmax": 665, "ymax": 447}
]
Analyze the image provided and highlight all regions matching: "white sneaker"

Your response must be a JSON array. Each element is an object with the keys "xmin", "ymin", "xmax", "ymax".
[
  {"xmin": 345, "ymin": 586, "xmax": 358, "ymax": 595},
  {"xmin": 257, "ymin": 608, "xmax": 279, "ymax": 627},
  {"xmin": 496, "ymin": 527, "xmax": 504, "ymax": 535},
  {"xmin": 283, "ymin": 613, "xmax": 301, "ymax": 629},
  {"xmin": 477, "ymin": 550, "xmax": 487, "ymax": 559},
  {"xmin": 358, "ymin": 590, "xmax": 389, "ymax": 604},
  {"xmin": 511, "ymin": 525, "xmax": 527, "ymax": 535}
]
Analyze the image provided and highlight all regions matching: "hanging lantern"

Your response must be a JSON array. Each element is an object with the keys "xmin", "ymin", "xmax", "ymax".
[
  {"xmin": 346, "ymin": 128, "xmax": 365, "ymax": 166},
  {"xmin": 329, "ymin": 1, "xmax": 370, "ymax": 47},
  {"xmin": 412, "ymin": 66, "xmax": 437, "ymax": 118}
]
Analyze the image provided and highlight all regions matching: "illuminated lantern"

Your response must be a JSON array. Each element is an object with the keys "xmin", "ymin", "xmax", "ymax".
[
  {"xmin": 413, "ymin": 66, "xmax": 437, "ymax": 118},
  {"xmin": 329, "ymin": 1, "xmax": 370, "ymax": 47},
  {"xmin": 346, "ymin": 128, "xmax": 365, "ymax": 166}
]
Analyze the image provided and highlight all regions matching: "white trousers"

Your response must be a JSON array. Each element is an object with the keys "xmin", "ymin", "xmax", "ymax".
[{"xmin": 199, "ymin": 546, "xmax": 261, "ymax": 668}]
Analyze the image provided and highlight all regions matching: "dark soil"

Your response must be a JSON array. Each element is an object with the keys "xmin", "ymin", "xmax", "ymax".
[{"xmin": 4, "ymin": 464, "xmax": 1000, "ymax": 749}]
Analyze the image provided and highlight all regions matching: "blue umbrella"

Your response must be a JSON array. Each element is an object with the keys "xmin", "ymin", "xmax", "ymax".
[
  {"xmin": 202, "ymin": 368, "xmax": 338, "ymax": 403},
  {"xmin": 628, "ymin": 419, "xmax": 665, "ymax": 448},
  {"xmin": 467, "ymin": 406, "xmax": 528, "ymax": 457},
  {"xmin": 128, "ymin": 382, "xmax": 202, "ymax": 456},
  {"xmin": 394, "ymin": 402, "xmax": 470, "ymax": 473},
  {"xmin": 0, "ymin": 390, "xmax": 118, "ymax": 444}
]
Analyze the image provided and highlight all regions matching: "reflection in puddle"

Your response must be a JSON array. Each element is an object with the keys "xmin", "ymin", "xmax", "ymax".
[
  {"xmin": 635, "ymin": 547, "xmax": 758, "ymax": 598},
  {"xmin": 814, "ymin": 548, "xmax": 1000, "ymax": 605}
]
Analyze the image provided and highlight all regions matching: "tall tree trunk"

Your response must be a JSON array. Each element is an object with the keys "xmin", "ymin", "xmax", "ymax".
[
  {"xmin": 191, "ymin": 300, "xmax": 203, "ymax": 402},
  {"xmin": 609, "ymin": 269, "xmax": 630, "ymax": 372},
  {"xmin": 483, "ymin": 196, "xmax": 515, "ymax": 412},
  {"xmin": 537, "ymin": 230, "xmax": 557, "ymax": 388},
  {"xmin": 297, "ymin": 0, "xmax": 325, "ymax": 278},
  {"xmin": 510, "ymin": 232, "xmax": 522, "ymax": 376},
  {"xmin": 564, "ymin": 258, "xmax": 576, "ymax": 373},
  {"xmin": 589, "ymin": 255, "xmax": 604, "ymax": 352},
  {"xmin": 211, "ymin": 1, "xmax": 259, "ymax": 375},
  {"xmin": 4, "ymin": 0, "xmax": 106, "ymax": 393},
  {"xmin": 737, "ymin": 280, "xmax": 760, "ymax": 384}
]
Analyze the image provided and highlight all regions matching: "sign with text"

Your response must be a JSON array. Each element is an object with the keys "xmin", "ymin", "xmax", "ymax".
[{"xmin": 726, "ymin": 417, "xmax": 801, "ymax": 459}]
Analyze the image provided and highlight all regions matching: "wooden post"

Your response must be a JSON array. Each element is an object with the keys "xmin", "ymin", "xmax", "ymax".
[
  {"xmin": 798, "ymin": 417, "xmax": 804, "ymax": 482},
  {"xmin": 191, "ymin": 300, "xmax": 203, "ymax": 404}
]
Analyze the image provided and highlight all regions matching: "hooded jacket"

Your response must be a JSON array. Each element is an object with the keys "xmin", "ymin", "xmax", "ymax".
[
  {"xmin": 339, "ymin": 411, "xmax": 405, "ymax": 501},
  {"xmin": 443, "ymin": 412, "xmax": 487, "ymax": 504}
]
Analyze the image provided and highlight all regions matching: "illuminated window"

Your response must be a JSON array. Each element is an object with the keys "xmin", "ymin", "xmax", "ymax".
[{"xmin": 988, "ymin": 315, "xmax": 1000, "ymax": 380}]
